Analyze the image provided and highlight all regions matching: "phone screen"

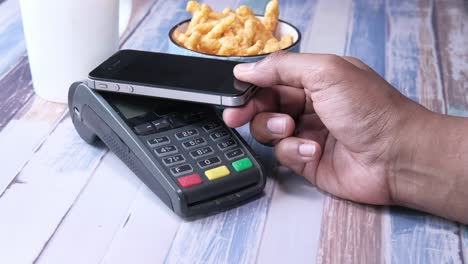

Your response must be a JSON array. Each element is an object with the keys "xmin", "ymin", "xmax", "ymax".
[{"xmin": 89, "ymin": 50, "xmax": 252, "ymax": 96}]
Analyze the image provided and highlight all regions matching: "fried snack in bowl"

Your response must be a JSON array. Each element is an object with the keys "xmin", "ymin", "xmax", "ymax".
[{"xmin": 168, "ymin": 0, "xmax": 300, "ymax": 62}]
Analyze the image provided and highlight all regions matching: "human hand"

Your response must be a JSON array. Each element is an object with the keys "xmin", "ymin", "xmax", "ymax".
[{"xmin": 223, "ymin": 52, "xmax": 429, "ymax": 205}]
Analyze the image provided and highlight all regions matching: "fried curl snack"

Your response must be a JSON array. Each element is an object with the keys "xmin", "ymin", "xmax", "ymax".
[{"xmin": 173, "ymin": 0, "xmax": 294, "ymax": 56}]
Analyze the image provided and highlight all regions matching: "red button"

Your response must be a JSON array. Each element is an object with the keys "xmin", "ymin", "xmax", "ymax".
[{"xmin": 177, "ymin": 174, "xmax": 202, "ymax": 188}]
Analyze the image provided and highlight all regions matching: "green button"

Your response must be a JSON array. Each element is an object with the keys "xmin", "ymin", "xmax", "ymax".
[{"xmin": 232, "ymin": 157, "xmax": 253, "ymax": 172}]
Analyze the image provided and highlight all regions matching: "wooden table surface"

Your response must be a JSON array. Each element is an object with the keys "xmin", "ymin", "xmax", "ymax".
[{"xmin": 1, "ymin": 0, "xmax": 467, "ymax": 263}]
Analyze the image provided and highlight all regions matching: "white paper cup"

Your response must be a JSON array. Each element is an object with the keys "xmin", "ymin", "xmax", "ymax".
[{"xmin": 19, "ymin": 0, "xmax": 132, "ymax": 103}]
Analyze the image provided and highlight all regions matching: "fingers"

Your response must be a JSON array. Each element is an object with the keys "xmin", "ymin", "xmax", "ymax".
[
  {"xmin": 234, "ymin": 51, "xmax": 359, "ymax": 92},
  {"xmin": 249, "ymin": 112, "xmax": 295, "ymax": 145},
  {"xmin": 223, "ymin": 84, "xmax": 306, "ymax": 128},
  {"xmin": 234, "ymin": 51, "xmax": 311, "ymax": 88},
  {"xmin": 223, "ymin": 88, "xmax": 276, "ymax": 128},
  {"xmin": 271, "ymin": 84, "xmax": 306, "ymax": 117},
  {"xmin": 223, "ymin": 99, "xmax": 257, "ymax": 128},
  {"xmin": 225, "ymin": 52, "xmax": 371, "ymax": 128},
  {"xmin": 274, "ymin": 137, "xmax": 322, "ymax": 185}
]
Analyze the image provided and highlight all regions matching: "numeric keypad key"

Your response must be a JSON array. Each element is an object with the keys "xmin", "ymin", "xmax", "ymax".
[
  {"xmin": 154, "ymin": 145, "xmax": 178, "ymax": 157},
  {"xmin": 162, "ymin": 154, "xmax": 185, "ymax": 166},
  {"xmin": 147, "ymin": 136, "xmax": 170, "ymax": 147},
  {"xmin": 175, "ymin": 129, "xmax": 199, "ymax": 140},
  {"xmin": 190, "ymin": 147, "xmax": 214, "ymax": 159},
  {"xmin": 217, "ymin": 138, "xmax": 237, "ymax": 150},
  {"xmin": 182, "ymin": 137, "xmax": 207, "ymax": 149},
  {"xmin": 197, "ymin": 156, "xmax": 221, "ymax": 169},
  {"xmin": 170, "ymin": 164, "xmax": 193, "ymax": 176},
  {"xmin": 202, "ymin": 121, "xmax": 221, "ymax": 132},
  {"xmin": 210, "ymin": 130, "xmax": 229, "ymax": 141}
]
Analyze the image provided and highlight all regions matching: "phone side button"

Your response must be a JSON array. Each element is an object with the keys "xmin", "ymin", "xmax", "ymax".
[
  {"xmin": 98, "ymin": 83, "xmax": 108, "ymax": 90},
  {"xmin": 126, "ymin": 85, "xmax": 134, "ymax": 93},
  {"xmin": 113, "ymin": 84, "xmax": 120, "ymax": 91}
]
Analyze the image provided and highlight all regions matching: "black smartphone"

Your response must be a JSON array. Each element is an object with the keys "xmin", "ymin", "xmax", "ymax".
[{"xmin": 88, "ymin": 49, "xmax": 259, "ymax": 106}]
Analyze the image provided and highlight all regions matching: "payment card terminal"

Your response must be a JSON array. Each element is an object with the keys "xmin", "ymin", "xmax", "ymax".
[{"xmin": 68, "ymin": 82, "xmax": 266, "ymax": 217}]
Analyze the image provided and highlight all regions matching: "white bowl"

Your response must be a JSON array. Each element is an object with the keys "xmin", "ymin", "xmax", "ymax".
[{"xmin": 168, "ymin": 17, "xmax": 301, "ymax": 62}]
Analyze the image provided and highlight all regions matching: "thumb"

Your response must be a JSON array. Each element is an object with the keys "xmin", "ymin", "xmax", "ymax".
[
  {"xmin": 233, "ymin": 51, "xmax": 356, "ymax": 90},
  {"xmin": 274, "ymin": 137, "xmax": 322, "ymax": 185}
]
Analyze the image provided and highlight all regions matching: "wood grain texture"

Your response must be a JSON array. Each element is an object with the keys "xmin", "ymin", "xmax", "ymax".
[
  {"xmin": 99, "ymin": 183, "xmax": 181, "ymax": 264},
  {"xmin": 0, "ymin": 97, "xmax": 66, "ymax": 196},
  {"xmin": 390, "ymin": 208, "xmax": 463, "ymax": 264},
  {"xmin": 319, "ymin": 198, "xmax": 384, "ymax": 264},
  {"xmin": 257, "ymin": 168, "xmax": 324, "ymax": 264},
  {"xmin": 121, "ymin": 0, "xmax": 190, "ymax": 52},
  {"xmin": 346, "ymin": 0, "xmax": 386, "ymax": 75},
  {"xmin": 0, "ymin": 0, "xmax": 33, "ymax": 132},
  {"xmin": 386, "ymin": 0, "xmax": 445, "ymax": 109},
  {"xmin": 0, "ymin": 0, "xmax": 26, "ymax": 78},
  {"xmin": 15, "ymin": 96, "xmax": 66, "ymax": 124},
  {"xmin": 0, "ymin": 116, "xmax": 107, "ymax": 263},
  {"xmin": 414, "ymin": 0, "xmax": 445, "ymax": 112},
  {"xmin": 0, "ymin": 57, "xmax": 34, "ymax": 131},
  {"xmin": 386, "ymin": 1, "xmax": 463, "ymax": 263},
  {"xmin": 317, "ymin": 1, "xmax": 386, "ymax": 263},
  {"xmin": 35, "ymin": 153, "xmax": 156, "ymax": 264},
  {"xmin": 434, "ymin": 0, "xmax": 468, "ymax": 117},
  {"xmin": 300, "ymin": 0, "xmax": 352, "ymax": 54}
]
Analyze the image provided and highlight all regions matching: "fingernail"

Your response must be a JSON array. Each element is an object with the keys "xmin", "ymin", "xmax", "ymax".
[
  {"xmin": 267, "ymin": 117, "xmax": 286, "ymax": 134},
  {"xmin": 235, "ymin": 62, "xmax": 256, "ymax": 72},
  {"xmin": 298, "ymin": 143, "xmax": 316, "ymax": 157}
]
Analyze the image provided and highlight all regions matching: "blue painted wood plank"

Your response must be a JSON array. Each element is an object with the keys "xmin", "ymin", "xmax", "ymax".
[
  {"xmin": 386, "ymin": 0, "xmax": 445, "ymax": 111},
  {"xmin": 0, "ymin": 0, "xmax": 26, "ymax": 79},
  {"xmin": 434, "ymin": 0, "xmax": 468, "ymax": 117},
  {"xmin": 122, "ymin": 0, "xmax": 190, "ymax": 52},
  {"xmin": 386, "ymin": 1, "xmax": 462, "ymax": 263},
  {"xmin": 346, "ymin": 0, "xmax": 386, "ymax": 76},
  {"xmin": 0, "ymin": 19, "xmax": 26, "ymax": 78},
  {"xmin": 0, "ymin": 58, "xmax": 34, "ymax": 131},
  {"xmin": 237, "ymin": 0, "xmax": 269, "ymax": 15},
  {"xmin": 0, "ymin": 0, "xmax": 34, "ymax": 131},
  {"xmin": 385, "ymin": 1, "xmax": 418, "ymax": 102},
  {"xmin": 390, "ymin": 208, "xmax": 462, "ymax": 264}
]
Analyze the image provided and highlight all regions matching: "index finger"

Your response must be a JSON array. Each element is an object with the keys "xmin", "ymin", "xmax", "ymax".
[
  {"xmin": 223, "ymin": 84, "xmax": 305, "ymax": 128},
  {"xmin": 223, "ymin": 87, "xmax": 276, "ymax": 128}
]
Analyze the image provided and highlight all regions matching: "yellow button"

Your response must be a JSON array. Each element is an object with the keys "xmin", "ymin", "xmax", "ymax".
[{"xmin": 205, "ymin": 165, "xmax": 230, "ymax": 180}]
